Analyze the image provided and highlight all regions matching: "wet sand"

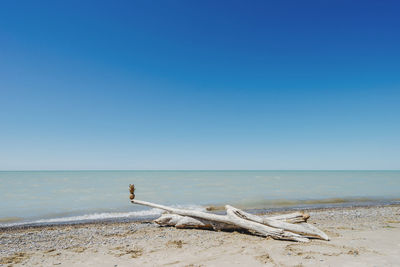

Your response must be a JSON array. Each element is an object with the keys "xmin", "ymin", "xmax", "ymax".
[{"xmin": 1, "ymin": 205, "xmax": 400, "ymax": 266}]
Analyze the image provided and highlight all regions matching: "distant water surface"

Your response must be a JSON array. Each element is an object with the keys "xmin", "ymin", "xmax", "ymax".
[{"xmin": 0, "ymin": 170, "xmax": 399, "ymax": 227}]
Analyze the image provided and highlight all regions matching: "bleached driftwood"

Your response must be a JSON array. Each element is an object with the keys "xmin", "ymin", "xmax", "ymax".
[
  {"xmin": 265, "ymin": 212, "xmax": 310, "ymax": 224},
  {"xmin": 129, "ymin": 184, "xmax": 328, "ymax": 242},
  {"xmin": 155, "ymin": 212, "xmax": 311, "ymax": 231},
  {"xmin": 227, "ymin": 205, "xmax": 329, "ymax": 240},
  {"xmin": 131, "ymin": 199, "xmax": 309, "ymax": 242},
  {"xmin": 155, "ymin": 213, "xmax": 241, "ymax": 231}
]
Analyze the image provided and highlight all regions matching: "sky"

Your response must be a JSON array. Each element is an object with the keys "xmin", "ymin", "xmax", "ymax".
[{"xmin": 0, "ymin": 0, "xmax": 399, "ymax": 170}]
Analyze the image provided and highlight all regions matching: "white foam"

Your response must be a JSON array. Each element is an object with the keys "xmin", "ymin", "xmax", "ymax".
[{"xmin": 0, "ymin": 204, "xmax": 206, "ymax": 228}]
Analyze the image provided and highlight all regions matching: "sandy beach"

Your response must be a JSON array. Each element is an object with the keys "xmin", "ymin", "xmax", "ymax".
[{"xmin": 1, "ymin": 205, "xmax": 399, "ymax": 267}]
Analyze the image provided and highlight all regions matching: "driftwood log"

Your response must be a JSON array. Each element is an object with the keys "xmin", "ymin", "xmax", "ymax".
[{"xmin": 129, "ymin": 185, "xmax": 329, "ymax": 242}]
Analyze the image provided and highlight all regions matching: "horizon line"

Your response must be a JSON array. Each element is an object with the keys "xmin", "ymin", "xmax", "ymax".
[{"xmin": 0, "ymin": 169, "xmax": 399, "ymax": 172}]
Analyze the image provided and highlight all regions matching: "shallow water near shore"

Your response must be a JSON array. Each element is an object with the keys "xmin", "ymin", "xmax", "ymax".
[{"xmin": 1, "ymin": 170, "xmax": 399, "ymax": 227}]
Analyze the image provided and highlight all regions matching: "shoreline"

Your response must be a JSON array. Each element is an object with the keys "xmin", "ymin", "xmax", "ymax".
[
  {"xmin": 1, "ymin": 204, "xmax": 400, "ymax": 266},
  {"xmin": 1, "ymin": 202, "xmax": 399, "ymax": 231}
]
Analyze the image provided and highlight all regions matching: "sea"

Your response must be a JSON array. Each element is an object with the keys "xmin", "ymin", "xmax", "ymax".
[{"xmin": 0, "ymin": 170, "xmax": 399, "ymax": 228}]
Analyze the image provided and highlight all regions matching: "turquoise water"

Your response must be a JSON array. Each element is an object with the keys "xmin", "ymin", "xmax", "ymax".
[{"xmin": 0, "ymin": 170, "xmax": 399, "ymax": 227}]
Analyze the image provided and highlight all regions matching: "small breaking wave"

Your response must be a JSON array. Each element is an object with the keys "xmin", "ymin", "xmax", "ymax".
[{"xmin": 0, "ymin": 204, "xmax": 206, "ymax": 228}]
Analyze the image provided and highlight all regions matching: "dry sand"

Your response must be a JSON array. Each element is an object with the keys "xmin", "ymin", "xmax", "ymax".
[{"xmin": 1, "ymin": 205, "xmax": 400, "ymax": 267}]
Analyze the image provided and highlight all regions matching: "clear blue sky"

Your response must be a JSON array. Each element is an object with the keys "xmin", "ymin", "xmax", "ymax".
[{"xmin": 0, "ymin": 0, "xmax": 399, "ymax": 170}]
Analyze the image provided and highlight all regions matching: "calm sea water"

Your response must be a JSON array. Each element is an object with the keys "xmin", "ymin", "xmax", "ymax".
[{"xmin": 0, "ymin": 170, "xmax": 399, "ymax": 227}]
